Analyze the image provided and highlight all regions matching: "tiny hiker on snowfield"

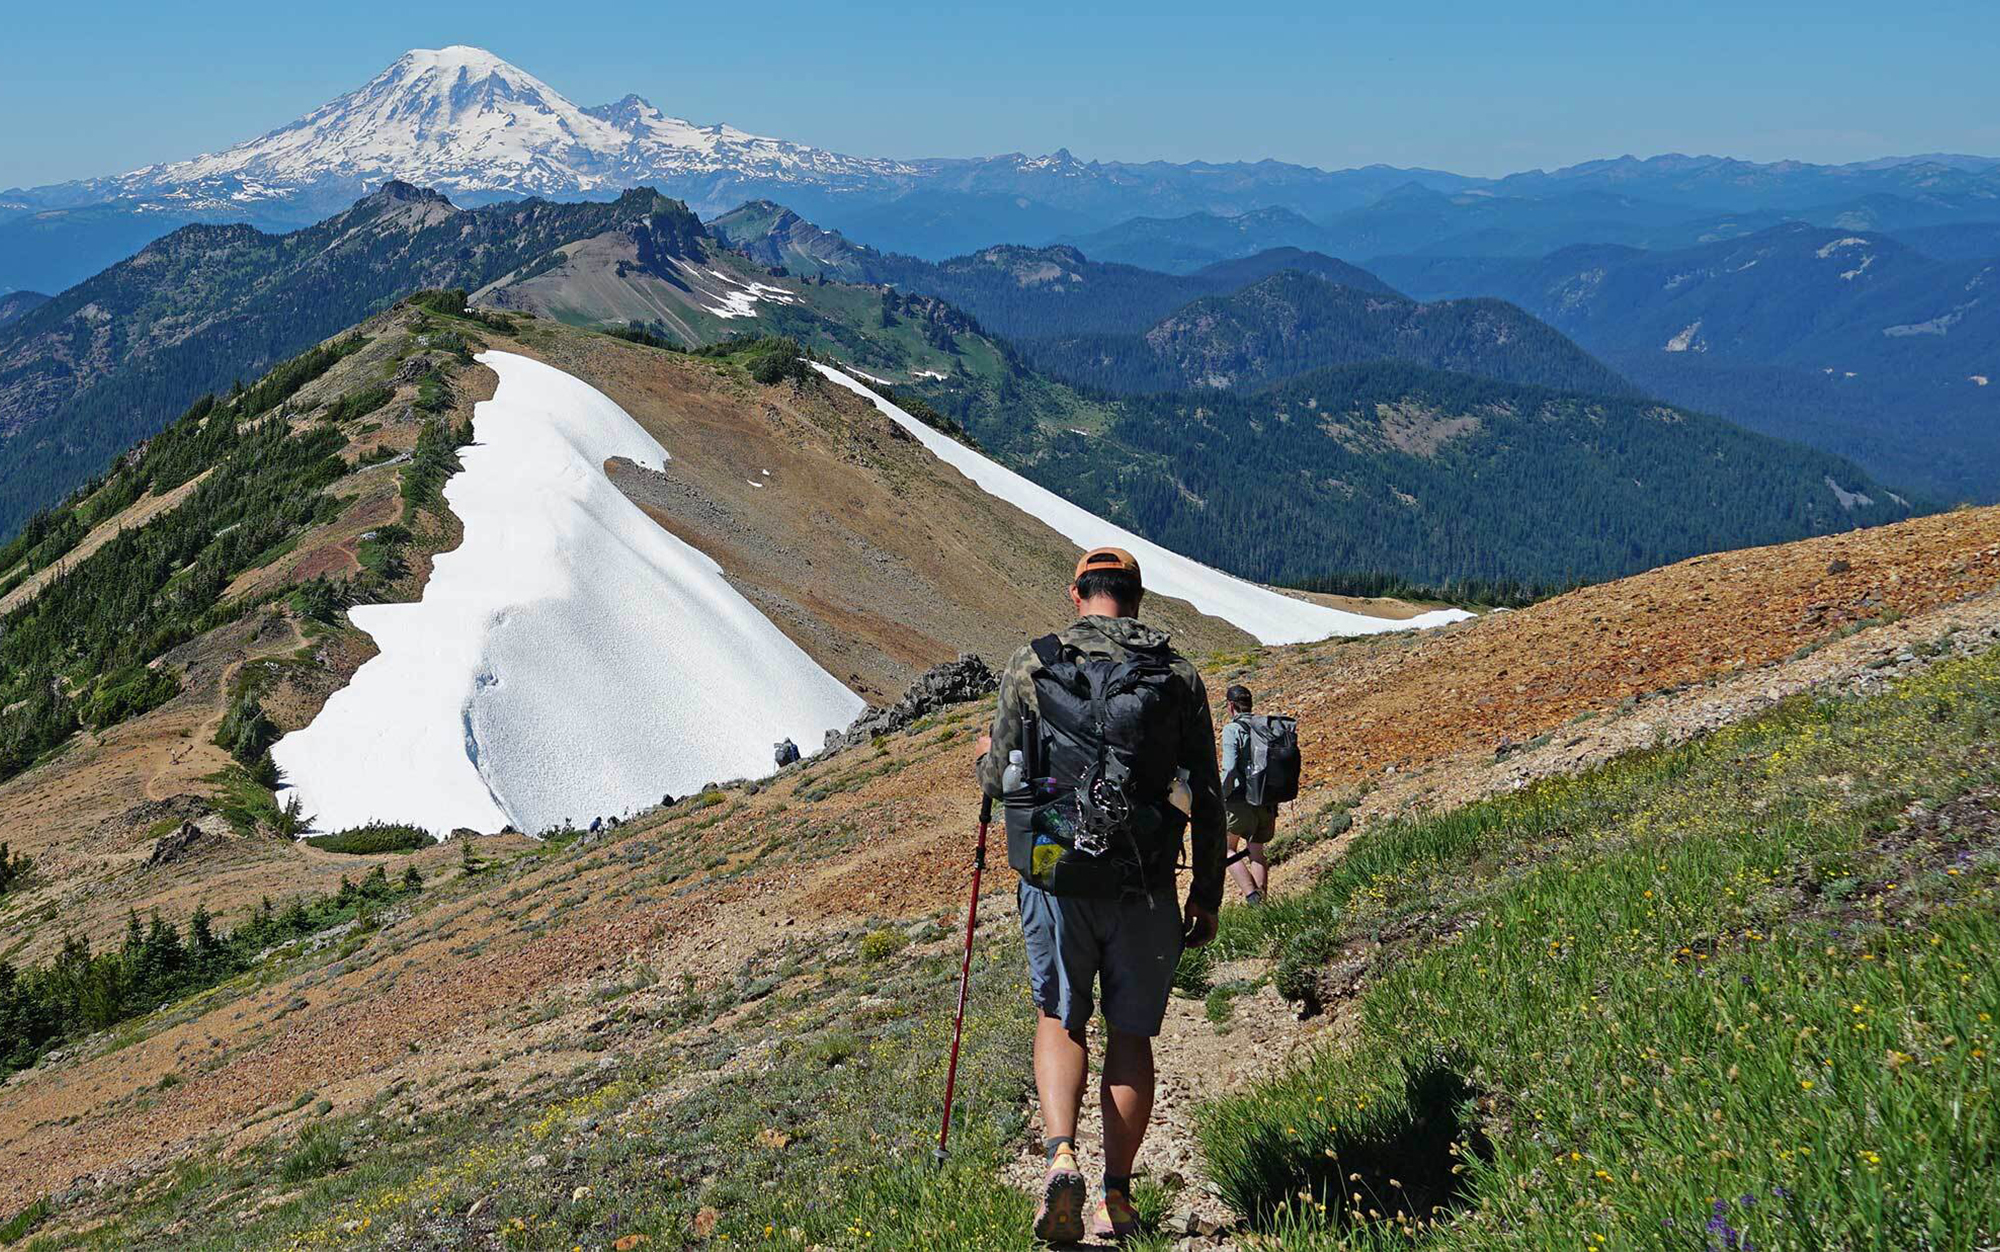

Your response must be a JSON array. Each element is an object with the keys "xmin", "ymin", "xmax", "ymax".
[
  {"xmin": 1219, "ymin": 684, "xmax": 1300, "ymax": 905},
  {"xmin": 975, "ymin": 546, "xmax": 1224, "ymax": 1244}
]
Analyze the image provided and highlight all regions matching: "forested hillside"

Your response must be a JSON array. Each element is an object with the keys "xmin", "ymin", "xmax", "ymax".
[
  {"xmin": 1018, "ymin": 269, "xmax": 1634, "ymax": 395},
  {"xmin": 912, "ymin": 360, "xmax": 1915, "ymax": 588},
  {"xmin": 0, "ymin": 336, "xmax": 369, "ymax": 780},
  {"xmin": 0, "ymin": 184, "xmax": 704, "ymax": 539}
]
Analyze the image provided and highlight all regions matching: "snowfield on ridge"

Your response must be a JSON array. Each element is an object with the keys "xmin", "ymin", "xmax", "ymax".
[
  {"xmin": 811, "ymin": 363, "xmax": 1471, "ymax": 645},
  {"xmin": 273, "ymin": 352, "xmax": 864, "ymax": 836}
]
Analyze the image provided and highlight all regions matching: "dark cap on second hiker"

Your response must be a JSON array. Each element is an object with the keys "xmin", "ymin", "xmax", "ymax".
[{"xmin": 1074, "ymin": 546, "xmax": 1141, "ymax": 584}]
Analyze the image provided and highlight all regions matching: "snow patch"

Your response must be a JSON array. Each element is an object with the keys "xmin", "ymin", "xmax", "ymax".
[
  {"xmin": 1825, "ymin": 476, "xmax": 1875, "ymax": 510},
  {"xmin": 810, "ymin": 363, "xmax": 1470, "ymax": 645},
  {"xmin": 690, "ymin": 265, "xmax": 799, "ymax": 320},
  {"xmin": 1816, "ymin": 237, "xmax": 1869, "ymax": 258},
  {"xmin": 1664, "ymin": 321, "xmax": 1706, "ymax": 353},
  {"xmin": 274, "ymin": 352, "xmax": 862, "ymax": 836},
  {"xmin": 1972, "ymin": 375, "xmax": 1991, "ymax": 386},
  {"xmin": 1883, "ymin": 309, "xmax": 1964, "ymax": 337}
]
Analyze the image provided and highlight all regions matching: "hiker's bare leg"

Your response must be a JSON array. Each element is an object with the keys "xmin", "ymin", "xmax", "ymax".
[
  {"xmin": 1035, "ymin": 1013, "xmax": 1089, "ymax": 1142},
  {"xmin": 1100, "ymin": 1029, "xmax": 1155, "ymax": 1177},
  {"xmin": 1227, "ymin": 833, "xmax": 1257, "ymax": 897},
  {"xmin": 1246, "ymin": 841, "xmax": 1270, "ymax": 895}
]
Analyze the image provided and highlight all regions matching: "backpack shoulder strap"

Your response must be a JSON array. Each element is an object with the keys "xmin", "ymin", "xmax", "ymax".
[{"xmin": 1029, "ymin": 634, "xmax": 1066, "ymax": 670}]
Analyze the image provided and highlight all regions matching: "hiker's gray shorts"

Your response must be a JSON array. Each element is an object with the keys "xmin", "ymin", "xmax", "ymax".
[{"xmin": 1017, "ymin": 882, "xmax": 1184, "ymax": 1037}]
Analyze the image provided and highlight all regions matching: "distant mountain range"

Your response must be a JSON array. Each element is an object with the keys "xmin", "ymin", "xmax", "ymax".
[
  {"xmin": 1052, "ymin": 180, "xmax": 2000, "ymax": 276},
  {"xmin": 6, "ymin": 45, "xmax": 1999, "ymax": 291},
  {"xmin": 1369, "ymin": 223, "xmax": 2000, "ymax": 502},
  {"xmin": 710, "ymin": 202, "xmax": 1394, "ymax": 339},
  {"xmin": 0, "ymin": 181, "xmax": 1916, "ymax": 587}
]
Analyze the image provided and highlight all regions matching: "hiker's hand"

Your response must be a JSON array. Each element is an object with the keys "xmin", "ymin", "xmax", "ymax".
[
  {"xmin": 1183, "ymin": 902, "xmax": 1218, "ymax": 949},
  {"xmin": 974, "ymin": 732, "xmax": 991, "ymax": 762}
]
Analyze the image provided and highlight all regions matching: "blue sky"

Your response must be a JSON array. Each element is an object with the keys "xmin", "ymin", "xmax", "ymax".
[{"xmin": 4, "ymin": 0, "xmax": 1996, "ymax": 188}]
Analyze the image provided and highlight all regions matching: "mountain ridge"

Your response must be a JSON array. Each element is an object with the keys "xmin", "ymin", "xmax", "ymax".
[
  {"xmin": 1369, "ymin": 221, "xmax": 2000, "ymax": 500},
  {"xmin": 1017, "ymin": 268, "xmax": 1635, "ymax": 396}
]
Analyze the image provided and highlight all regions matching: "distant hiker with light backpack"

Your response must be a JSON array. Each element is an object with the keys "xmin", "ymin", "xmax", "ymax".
[
  {"xmin": 1220, "ymin": 685, "xmax": 1299, "ymax": 905},
  {"xmin": 974, "ymin": 546, "xmax": 1224, "ymax": 1243}
]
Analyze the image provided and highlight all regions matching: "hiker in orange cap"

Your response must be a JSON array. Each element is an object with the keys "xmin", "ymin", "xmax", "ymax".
[{"xmin": 975, "ymin": 546, "xmax": 1224, "ymax": 1241}]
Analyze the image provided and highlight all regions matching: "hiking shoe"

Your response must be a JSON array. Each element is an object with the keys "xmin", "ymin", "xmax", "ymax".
[
  {"xmin": 1033, "ymin": 1148, "xmax": 1087, "ymax": 1244},
  {"xmin": 1092, "ymin": 1187, "xmax": 1141, "ymax": 1241},
  {"xmin": 1245, "ymin": 890, "xmax": 1265, "ymax": 906}
]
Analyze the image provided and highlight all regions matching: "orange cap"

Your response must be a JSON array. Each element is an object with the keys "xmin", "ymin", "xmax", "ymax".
[{"xmin": 1074, "ymin": 546, "xmax": 1141, "ymax": 583}]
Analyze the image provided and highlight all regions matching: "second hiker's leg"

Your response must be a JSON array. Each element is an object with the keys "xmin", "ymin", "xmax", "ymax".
[
  {"xmin": 1247, "ymin": 840, "xmax": 1270, "ymax": 895},
  {"xmin": 1226, "ymin": 832, "xmax": 1256, "ymax": 897},
  {"xmin": 1034, "ymin": 1013, "xmax": 1089, "ymax": 1141},
  {"xmin": 1100, "ymin": 1029, "xmax": 1155, "ymax": 1177}
]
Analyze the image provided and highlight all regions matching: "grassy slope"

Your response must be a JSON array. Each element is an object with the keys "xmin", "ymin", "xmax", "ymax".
[{"xmin": 1197, "ymin": 646, "xmax": 1999, "ymax": 1249}]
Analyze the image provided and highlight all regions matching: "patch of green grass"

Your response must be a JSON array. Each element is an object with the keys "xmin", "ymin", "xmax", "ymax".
[
  {"xmin": 0, "ymin": 1196, "xmax": 50, "ymax": 1243},
  {"xmin": 304, "ymin": 822, "xmax": 431, "ymax": 855},
  {"xmin": 1173, "ymin": 937, "xmax": 1215, "ymax": 996},
  {"xmin": 205, "ymin": 762, "xmax": 287, "ymax": 836},
  {"xmin": 277, "ymin": 1121, "xmax": 347, "ymax": 1185},
  {"xmin": 1204, "ymin": 979, "xmax": 1254, "ymax": 1026},
  {"xmin": 1198, "ymin": 648, "xmax": 2000, "ymax": 1248}
]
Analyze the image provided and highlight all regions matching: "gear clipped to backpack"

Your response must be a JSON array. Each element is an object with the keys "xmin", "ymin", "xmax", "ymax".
[{"xmin": 1003, "ymin": 634, "xmax": 1189, "ymax": 898}]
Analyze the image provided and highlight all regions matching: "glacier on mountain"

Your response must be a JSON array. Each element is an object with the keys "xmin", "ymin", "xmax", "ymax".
[
  {"xmin": 272, "ymin": 352, "xmax": 863, "ymax": 836},
  {"xmin": 84, "ymin": 45, "xmax": 911, "ymax": 212}
]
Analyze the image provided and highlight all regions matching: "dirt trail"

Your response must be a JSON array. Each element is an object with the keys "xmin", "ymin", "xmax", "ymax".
[
  {"xmin": 997, "ymin": 959, "xmax": 1342, "ymax": 1245},
  {"xmin": 144, "ymin": 617, "xmax": 308, "ymax": 802}
]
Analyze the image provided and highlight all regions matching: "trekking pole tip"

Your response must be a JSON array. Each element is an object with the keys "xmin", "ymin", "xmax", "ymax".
[{"xmin": 930, "ymin": 1146, "xmax": 949, "ymax": 1171}]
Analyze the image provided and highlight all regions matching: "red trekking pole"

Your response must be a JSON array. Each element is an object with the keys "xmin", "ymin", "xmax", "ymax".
[{"xmin": 934, "ymin": 795, "xmax": 993, "ymax": 1167}]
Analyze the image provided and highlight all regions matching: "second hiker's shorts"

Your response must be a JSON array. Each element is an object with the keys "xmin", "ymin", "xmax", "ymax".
[
  {"xmin": 1225, "ymin": 801, "xmax": 1277, "ymax": 843},
  {"xmin": 1017, "ymin": 882, "xmax": 1184, "ymax": 1036}
]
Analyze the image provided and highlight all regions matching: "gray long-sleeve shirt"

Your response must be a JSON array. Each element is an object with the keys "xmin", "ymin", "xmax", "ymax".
[{"xmin": 1219, "ymin": 716, "xmax": 1250, "ymax": 802}]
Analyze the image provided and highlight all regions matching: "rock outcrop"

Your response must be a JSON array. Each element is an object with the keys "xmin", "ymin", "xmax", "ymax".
[{"xmin": 823, "ymin": 653, "xmax": 997, "ymax": 753}]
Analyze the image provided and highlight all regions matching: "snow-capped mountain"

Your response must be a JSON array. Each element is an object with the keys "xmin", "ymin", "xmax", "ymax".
[{"xmin": 62, "ymin": 46, "xmax": 912, "ymax": 215}]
